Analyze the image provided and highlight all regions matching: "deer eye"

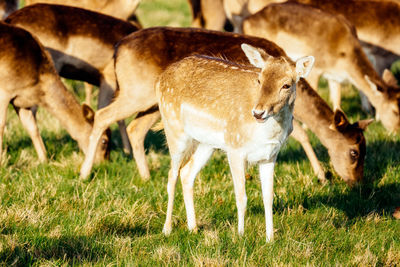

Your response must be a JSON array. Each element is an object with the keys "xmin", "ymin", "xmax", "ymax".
[
  {"xmin": 282, "ymin": 84, "xmax": 291, "ymax": 90},
  {"xmin": 257, "ymin": 79, "xmax": 261, "ymax": 84},
  {"xmin": 350, "ymin": 149, "xmax": 359, "ymax": 159}
]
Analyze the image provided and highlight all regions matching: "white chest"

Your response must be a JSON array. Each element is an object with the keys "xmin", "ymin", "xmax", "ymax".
[
  {"xmin": 243, "ymin": 110, "xmax": 292, "ymax": 163},
  {"xmin": 181, "ymin": 104, "xmax": 293, "ymax": 162}
]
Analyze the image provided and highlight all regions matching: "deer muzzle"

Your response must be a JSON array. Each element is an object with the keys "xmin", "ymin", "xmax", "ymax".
[{"xmin": 252, "ymin": 109, "xmax": 268, "ymax": 123}]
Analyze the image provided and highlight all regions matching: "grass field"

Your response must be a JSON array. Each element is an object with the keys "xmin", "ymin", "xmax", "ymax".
[{"xmin": 1, "ymin": 0, "xmax": 400, "ymax": 265}]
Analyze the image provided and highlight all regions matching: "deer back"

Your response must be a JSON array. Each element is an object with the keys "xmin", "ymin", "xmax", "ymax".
[{"xmin": 6, "ymin": 4, "xmax": 139, "ymax": 85}]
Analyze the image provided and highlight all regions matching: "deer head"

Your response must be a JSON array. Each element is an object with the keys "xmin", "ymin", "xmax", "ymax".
[
  {"xmin": 82, "ymin": 104, "xmax": 111, "ymax": 162},
  {"xmin": 329, "ymin": 109, "xmax": 373, "ymax": 185},
  {"xmin": 241, "ymin": 44, "xmax": 314, "ymax": 122}
]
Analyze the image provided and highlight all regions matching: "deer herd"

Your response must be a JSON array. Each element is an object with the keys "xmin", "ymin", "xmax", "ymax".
[{"xmin": 0, "ymin": 0, "xmax": 399, "ymax": 242}]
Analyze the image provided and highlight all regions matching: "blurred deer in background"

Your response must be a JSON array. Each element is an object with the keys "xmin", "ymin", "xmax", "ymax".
[
  {"xmin": 22, "ymin": 0, "xmax": 142, "ymax": 107},
  {"xmin": 0, "ymin": 22, "xmax": 110, "ymax": 163},
  {"xmin": 24, "ymin": 0, "xmax": 141, "ymax": 21},
  {"xmin": 288, "ymin": 0, "xmax": 400, "ymax": 79},
  {"xmin": 157, "ymin": 44, "xmax": 314, "ymax": 241},
  {"xmin": 6, "ymin": 4, "xmax": 140, "ymax": 154}
]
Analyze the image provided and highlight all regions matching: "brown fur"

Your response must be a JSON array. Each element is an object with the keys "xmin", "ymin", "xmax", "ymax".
[
  {"xmin": 158, "ymin": 54, "xmax": 297, "ymax": 147},
  {"xmin": 79, "ymin": 27, "xmax": 369, "ymax": 184},
  {"xmin": 6, "ymin": 4, "xmax": 139, "ymax": 153},
  {"xmin": 6, "ymin": 4, "xmax": 138, "ymax": 85},
  {"xmin": 294, "ymin": 0, "xmax": 400, "ymax": 55},
  {"xmin": 224, "ymin": 0, "xmax": 400, "ymax": 75},
  {"xmin": 24, "ymin": 0, "xmax": 141, "ymax": 22},
  {"xmin": 0, "ymin": 22, "xmax": 109, "ymax": 163},
  {"xmin": 295, "ymin": 81, "xmax": 369, "ymax": 183}
]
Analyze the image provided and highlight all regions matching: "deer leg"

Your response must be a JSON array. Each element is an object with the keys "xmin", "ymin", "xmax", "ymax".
[
  {"xmin": 180, "ymin": 144, "xmax": 213, "ymax": 232},
  {"xmin": 98, "ymin": 79, "xmax": 132, "ymax": 155},
  {"xmin": 84, "ymin": 82, "xmax": 93, "ymax": 106},
  {"xmin": 80, "ymin": 94, "xmax": 155, "ymax": 179},
  {"xmin": 0, "ymin": 94, "xmax": 10, "ymax": 164},
  {"xmin": 15, "ymin": 106, "xmax": 47, "ymax": 162},
  {"xmin": 162, "ymin": 131, "xmax": 191, "ymax": 236},
  {"xmin": 291, "ymin": 120, "xmax": 326, "ymax": 183},
  {"xmin": 328, "ymin": 79, "xmax": 341, "ymax": 111},
  {"xmin": 259, "ymin": 158, "xmax": 276, "ymax": 242},
  {"xmin": 227, "ymin": 151, "xmax": 247, "ymax": 236},
  {"xmin": 126, "ymin": 108, "xmax": 160, "ymax": 180}
]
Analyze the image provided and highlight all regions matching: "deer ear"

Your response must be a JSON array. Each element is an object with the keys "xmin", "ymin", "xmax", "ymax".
[
  {"xmin": 330, "ymin": 109, "xmax": 350, "ymax": 132},
  {"xmin": 241, "ymin": 43, "xmax": 270, "ymax": 69},
  {"xmin": 355, "ymin": 118, "xmax": 374, "ymax": 130},
  {"xmin": 82, "ymin": 104, "xmax": 95, "ymax": 124},
  {"xmin": 295, "ymin": 56, "xmax": 315, "ymax": 79},
  {"xmin": 382, "ymin": 69, "xmax": 399, "ymax": 87}
]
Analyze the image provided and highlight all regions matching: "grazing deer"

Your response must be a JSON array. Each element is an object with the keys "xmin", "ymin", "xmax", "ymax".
[
  {"xmin": 157, "ymin": 44, "xmax": 314, "ymax": 241},
  {"xmin": 0, "ymin": 22, "xmax": 110, "ymax": 163},
  {"xmin": 242, "ymin": 2, "xmax": 400, "ymax": 132},
  {"xmin": 0, "ymin": 0, "xmax": 18, "ymax": 19},
  {"xmin": 24, "ymin": 0, "xmax": 141, "ymax": 22},
  {"xmin": 6, "ymin": 4, "xmax": 140, "ymax": 154},
  {"xmin": 223, "ymin": 0, "xmax": 400, "ymax": 78},
  {"xmin": 79, "ymin": 27, "xmax": 371, "ymax": 185},
  {"xmin": 292, "ymin": 0, "xmax": 400, "ymax": 90}
]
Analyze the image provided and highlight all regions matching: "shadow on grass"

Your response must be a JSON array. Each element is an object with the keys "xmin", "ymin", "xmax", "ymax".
[
  {"xmin": 247, "ymin": 181, "xmax": 400, "ymax": 224},
  {"xmin": 5, "ymin": 134, "xmax": 78, "ymax": 165},
  {"xmin": 278, "ymin": 141, "xmax": 330, "ymax": 165},
  {"xmin": 249, "ymin": 138, "xmax": 400, "ymax": 222},
  {"xmin": 309, "ymin": 182, "xmax": 400, "ymax": 220},
  {"xmin": 0, "ymin": 234, "xmax": 113, "ymax": 265},
  {"xmin": 363, "ymin": 138, "xmax": 400, "ymax": 183},
  {"xmin": 94, "ymin": 217, "xmax": 151, "ymax": 237}
]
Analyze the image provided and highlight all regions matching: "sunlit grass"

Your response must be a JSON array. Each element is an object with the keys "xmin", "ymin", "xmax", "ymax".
[{"xmin": 0, "ymin": 0, "xmax": 399, "ymax": 265}]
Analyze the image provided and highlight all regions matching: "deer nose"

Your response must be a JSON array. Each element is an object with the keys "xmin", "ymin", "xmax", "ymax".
[{"xmin": 252, "ymin": 109, "xmax": 266, "ymax": 121}]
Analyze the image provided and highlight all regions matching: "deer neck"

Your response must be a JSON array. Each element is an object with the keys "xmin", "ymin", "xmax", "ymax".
[
  {"xmin": 41, "ymin": 74, "xmax": 91, "ymax": 153},
  {"xmin": 293, "ymin": 80, "xmax": 341, "ymax": 148}
]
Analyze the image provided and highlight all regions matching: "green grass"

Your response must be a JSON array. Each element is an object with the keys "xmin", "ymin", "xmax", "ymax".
[{"xmin": 1, "ymin": 0, "xmax": 400, "ymax": 265}]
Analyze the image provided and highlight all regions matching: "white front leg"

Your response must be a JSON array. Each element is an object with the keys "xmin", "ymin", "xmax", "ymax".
[
  {"xmin": 180, "ymin": 144, "xmax": 214, "ymax": 232},
  {"xmin": 259, "ymin": 159, "xmax": 276, "ymax": 242}
]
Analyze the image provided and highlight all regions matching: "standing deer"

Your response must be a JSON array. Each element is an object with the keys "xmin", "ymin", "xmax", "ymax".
[
  {"xmin": 6, "ymin": 4, "xmax": 140, "ymax": 154},
  {"xmin": 157, "ymin": 44, "xmax": 314, "ymax": 241},
  {"xmin": 79, "ymin": 27, "xmax": 372, "ymax": 185},
  {"xmin": 0, "ymin": 22, "xmax": 109, "ymax": 163},
  {"xmin": 242, "ymin": 2, "xmax": 400, "ymax": 132}
]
